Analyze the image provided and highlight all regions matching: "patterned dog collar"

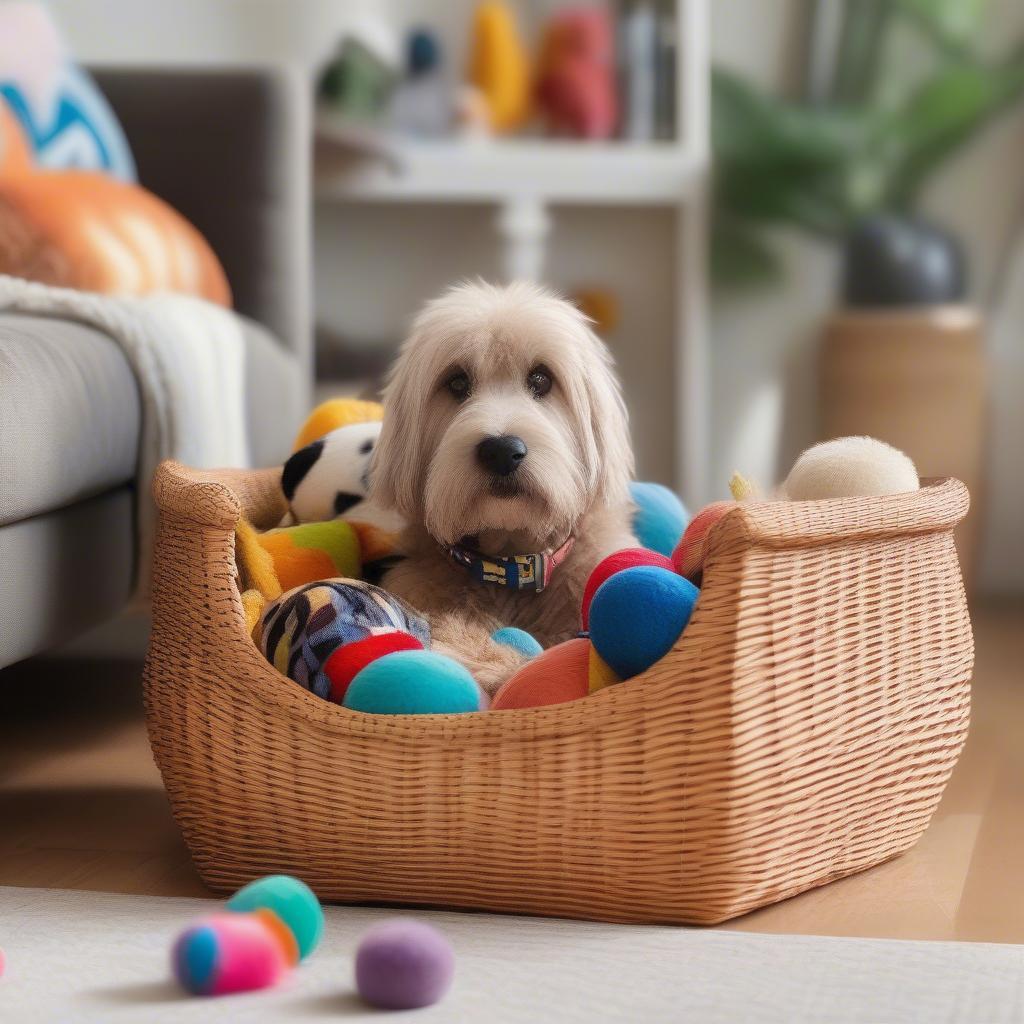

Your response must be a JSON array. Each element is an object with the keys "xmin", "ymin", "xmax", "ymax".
[{"xmin": 446, "ymin": 535, "xmax": 575, "ymax": 593}]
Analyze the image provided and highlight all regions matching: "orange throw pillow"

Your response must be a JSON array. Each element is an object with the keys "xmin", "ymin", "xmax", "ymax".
[
  {"xmin": 0, "ymin": 170, "xmax": 230, "ymax": 304},
  {"xmin": 0, "ymin": 101, "xmax": 33, "ymax": 175}
]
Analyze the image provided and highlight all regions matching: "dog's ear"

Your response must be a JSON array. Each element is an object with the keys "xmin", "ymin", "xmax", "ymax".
[
  {"xmin": 369, "ymin": 340, "xmax": 425, "ymax": 520},
  {"xmin": 582, "ymin": 326, "xmax": 634, "ymax": 509}
]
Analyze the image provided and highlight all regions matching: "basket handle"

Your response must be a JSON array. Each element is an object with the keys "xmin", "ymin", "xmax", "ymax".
[
  {"xmin": 153, "ymin": 460, "xmax": 287, "ymax": 530},
  {"xmin": 709, "ymin": 477, "xmax": 969, "ymax": 552}
]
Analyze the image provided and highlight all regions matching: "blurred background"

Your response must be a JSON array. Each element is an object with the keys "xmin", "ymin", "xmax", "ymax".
[{"xmin": 31, "ymin": 0, "xmax": 1024, "ymax": 598}]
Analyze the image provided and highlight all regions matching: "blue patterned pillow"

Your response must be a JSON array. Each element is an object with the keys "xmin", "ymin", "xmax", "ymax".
[{"xmin": 0, "ymin": 4, "xmax": 135, "ymax": 180}]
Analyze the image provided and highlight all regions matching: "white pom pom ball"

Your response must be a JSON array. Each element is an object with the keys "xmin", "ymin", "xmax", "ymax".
[{"xmin": 784, "ymin": 436, "xmax": 919, "ymax": 501}]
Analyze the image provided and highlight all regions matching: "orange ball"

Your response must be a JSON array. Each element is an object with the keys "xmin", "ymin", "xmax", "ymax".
[
  {"xmin": 491, "ymin": 638, "xmax": 590, "ymax": 710},
  {"xmin": 580, "ymin": 548, "xmax": 674, "ymax": 630},
  {"xmin": 671, "ymin": 502, "xmax": 735, "ymax": 580}
]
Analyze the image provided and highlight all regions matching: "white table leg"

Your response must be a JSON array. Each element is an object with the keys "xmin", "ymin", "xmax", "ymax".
[{"xmin": 497, "ymin": 197, "xmax": 551, "ymax": 282}]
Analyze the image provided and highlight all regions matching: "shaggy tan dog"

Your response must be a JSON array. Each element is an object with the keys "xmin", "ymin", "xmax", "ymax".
[{"xmin": 371, "ymin": 281, "xmax": 638, "ymax": 694}]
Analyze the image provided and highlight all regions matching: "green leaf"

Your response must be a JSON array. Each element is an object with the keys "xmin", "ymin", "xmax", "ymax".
[
  {"xmin": 878, "ymin": 51, "xmax": 1024, "ymax": 204},
  {"xmin": 832, "ymin": 0, "xmax": 892, "ymax": 105},
  {"xmin": 711, "ymin": 219, "xmax": 784, "ymax": 290},
  {"xmin": 716, "ymin": 163, "xmax": 851, "ymax": 235},
  {"xmin": 713, "ymin": 68, "xmax": 870, "ymax": 166},
  {"xmin": 894, "ymin": 0, "xmax": 987, "ymax": 53}
]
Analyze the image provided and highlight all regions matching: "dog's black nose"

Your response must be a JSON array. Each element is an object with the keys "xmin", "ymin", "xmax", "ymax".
[{"xmin": 477, "ymin": 435, "xmax": 527, "ymax": 477}]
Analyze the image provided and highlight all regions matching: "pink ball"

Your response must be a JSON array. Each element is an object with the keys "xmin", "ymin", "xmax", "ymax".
[
  {"xmin": 580, "ymin": 548, "xmax": 674, "ymax": 630},
  {"xmin": 172, "ymin": 912, "xmax": 289, "ymax": 996}
]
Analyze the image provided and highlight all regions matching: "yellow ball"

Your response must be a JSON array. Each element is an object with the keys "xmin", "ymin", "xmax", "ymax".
[
  {"xmin": 293, "ymin": 399, "xmax": 383, "ymax": 451},
  {"xmin": 588, "ymin": 643, "xmax": 620, "ymax": 694}
]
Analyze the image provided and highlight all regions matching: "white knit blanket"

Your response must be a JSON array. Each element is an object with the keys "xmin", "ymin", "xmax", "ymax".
[{"xmin": 0, "ymin": 275, "xmax": 250, "ymax": 588}]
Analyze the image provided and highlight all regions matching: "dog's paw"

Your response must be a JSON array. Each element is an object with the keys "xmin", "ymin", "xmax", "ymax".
[
  {"xmin": 470, "ymin": 643, "xmax": 530, "ymax": 696},
  {"xmin": 429, "ymin": 615, "xmax": 529, "ymax": 696}
]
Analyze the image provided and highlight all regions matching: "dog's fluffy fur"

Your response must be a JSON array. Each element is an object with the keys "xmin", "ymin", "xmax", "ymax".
[{"xmin": 371, "ymin": 280, "xmax": 637, "ymax": 693}]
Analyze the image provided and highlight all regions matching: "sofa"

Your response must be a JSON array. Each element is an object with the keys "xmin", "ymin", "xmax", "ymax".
[{"xmin": 0, "ymin": 67, "xmax": 312, "ymax": 669}]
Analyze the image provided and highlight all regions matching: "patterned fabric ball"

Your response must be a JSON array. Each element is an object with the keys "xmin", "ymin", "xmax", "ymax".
[{"xmin": 259, "ymin": 579, "xmax": 430, "ymax": 699}]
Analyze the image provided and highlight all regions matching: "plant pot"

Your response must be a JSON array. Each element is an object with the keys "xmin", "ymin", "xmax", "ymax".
[{"xmin": 819, "ymin": 306, "xmax": 986, "ymax": 591}]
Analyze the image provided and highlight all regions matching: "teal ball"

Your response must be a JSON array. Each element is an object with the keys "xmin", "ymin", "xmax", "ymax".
[
  {"xmin": 227, "ymin": 874, "xmax": 324, "ymax": 962},
  {"xmin": 589, "ymin": 566, "xmax": 699, "ymax": 679},
  {"xmin": 630, "ymin": 481, "xmax": 689, "ymax": 557},
  {"xmin": 491, "ymin": 627, "xmax": 542, "ymax": 659},
  {"xmin": 344, "ymin": 651, "xmax": 481, "ymax": 714}
]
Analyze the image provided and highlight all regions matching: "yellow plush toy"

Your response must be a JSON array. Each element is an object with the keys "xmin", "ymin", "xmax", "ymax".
[
  {"xmin": 292, "ymin": 398, "xmax": 383, "ymax": 452},
  {"xmin": 467, "ymin": 1, "xmax": 532, "ymax": 132},
  {"xmin": 237, "ymin": 398, "xmax": 399, "ymax": 638}
]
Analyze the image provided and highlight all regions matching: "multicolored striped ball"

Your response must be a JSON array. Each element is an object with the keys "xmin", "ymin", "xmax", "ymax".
[
  {"xmin": 172, "ymin": 912, "xmax": 289, "ymax": 996},
  {"xmin": 259, "ymin": 579, "xmax": 430, "ymax": 700}
]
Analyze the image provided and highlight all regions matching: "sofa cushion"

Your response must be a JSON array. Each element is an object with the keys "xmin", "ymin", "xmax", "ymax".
[
  {"xmin": 0, "ymin": 486, "xmax": 134, "ymax": 666},
  {"xmin": 0, "ymin": 312, "xmax": 140, "ymax": 527},
  {"xmin": 0, "ymin": 308, "xmax": 305, "ymax": 528},
  {"xmin": 244, "ymin": 315, "xmax": 305, "ymax": 468}
]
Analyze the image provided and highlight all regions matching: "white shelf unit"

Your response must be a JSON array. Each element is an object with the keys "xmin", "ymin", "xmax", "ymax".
[
  {"xmin": 315, "ymin": 135, "xmax": 704, "ymax": 205},
  {"xmin": 314, "ymin": 0, "xmax": 710, "ymax": 506}
]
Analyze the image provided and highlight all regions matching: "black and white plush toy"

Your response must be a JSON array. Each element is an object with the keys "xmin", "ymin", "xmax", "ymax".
[{"xmin": 282, "ymin": 421, "xmax": 382, "ymax": 524}]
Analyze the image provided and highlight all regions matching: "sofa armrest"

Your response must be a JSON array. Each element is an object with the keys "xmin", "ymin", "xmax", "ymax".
[{"xmin": 93, "ymin": 66, "xmax": 312, "ymax": 390}]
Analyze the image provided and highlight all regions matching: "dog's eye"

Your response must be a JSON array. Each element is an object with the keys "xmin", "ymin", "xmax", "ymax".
[
  {"xmin": 527, "ymin": 365, "xmax": 553, "ymax": 398},
  {"xmin": 445, "ymin": 370, "xmax": 471, "ymax": 401}
]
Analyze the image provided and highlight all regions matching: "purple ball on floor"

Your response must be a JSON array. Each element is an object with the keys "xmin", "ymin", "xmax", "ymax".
[{"xmin": 355, "ymin": 919, "xmax": 454, "ymax": 1010}]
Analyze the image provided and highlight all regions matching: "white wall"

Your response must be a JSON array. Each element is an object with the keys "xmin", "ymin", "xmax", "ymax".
[{"xmin": 48, "ymin": 0, "xmax": 1024, "ymax": 588}]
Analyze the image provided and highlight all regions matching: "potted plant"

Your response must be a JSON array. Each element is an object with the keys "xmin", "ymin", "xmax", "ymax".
[{"xmin": 711, "ymin": 0, "xmax": 1024, "ymax": 588}]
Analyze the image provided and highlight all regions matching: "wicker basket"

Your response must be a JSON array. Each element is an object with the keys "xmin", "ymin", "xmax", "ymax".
[{"xmin": 143, "ymin": 461, "xmax": 973, "ymax": 925}]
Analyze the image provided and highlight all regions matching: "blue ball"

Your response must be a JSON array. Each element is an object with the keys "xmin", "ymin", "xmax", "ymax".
[
  {"xmin": 589, "ymin": 566, "xmax": 699, "ymax": 680},
  {"xmin": 344, "ymin": 651, "xmax": 481, "ymax": 715},
  {"xmin": 491, "ymin": 627, "xmax": 543, "ymax": 659},
  {"xmin": 630, "ymin": 481, "xmax": 689, "ymax": 557},
  {"xmin": 227, "ymin": 874, "xmax": 324, "ymax": 961}
]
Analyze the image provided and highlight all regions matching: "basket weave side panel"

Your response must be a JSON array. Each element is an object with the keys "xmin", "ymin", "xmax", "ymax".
[
  {"xmin": 692, "ymin": 528, "xmax": 971, "ymax": 919},
  {"xmin": 144, "ymin": 465, "xmax": 972, "ymax": 924}
]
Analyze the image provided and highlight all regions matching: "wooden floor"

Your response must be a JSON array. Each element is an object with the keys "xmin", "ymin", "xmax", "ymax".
[{"xmin": 1, "ymin": 601, "xmax": 1021, "ymax": 942}]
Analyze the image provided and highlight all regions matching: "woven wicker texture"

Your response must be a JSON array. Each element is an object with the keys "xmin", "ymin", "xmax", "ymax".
[{"xmin": 143, "ymin": 462, "xmax": 973, "ymax": 925}]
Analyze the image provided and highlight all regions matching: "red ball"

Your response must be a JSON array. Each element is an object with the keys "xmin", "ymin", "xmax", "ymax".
[
  {"xmin": 671, "ymin": 502, "xmax": 734, "ymax": 580},
  {"xmin": 324, "ymin": 631, "xmax": 423, "ymax": 704},
  {"xmin": 580, "ymin": 548, "xmax": 674, "ymax": 630}
]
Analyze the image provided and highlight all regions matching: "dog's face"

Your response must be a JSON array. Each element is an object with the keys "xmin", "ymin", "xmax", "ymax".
[{"xmin": 371, "ymin": 281, "xmax": 633, "ymax": 551}]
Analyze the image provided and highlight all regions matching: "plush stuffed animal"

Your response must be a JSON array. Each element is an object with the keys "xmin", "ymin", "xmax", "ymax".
[
  {"xmin": 237, "ymin": 400, "xmax": 403, "ymax": 636},
  {"xmin": 467, "ymin": 1, "xmax": 531, "ymax": 133},
  {"xmin": 535, "ymin": 8, "xmax": 618, "ymax": 139},
  {"xmin": 283, "ymin": 420, "xmax": 382, "ymax": 525},
  {"xmin": 293, "ymin": 398, "xmax": 383, "ymax": 451}
]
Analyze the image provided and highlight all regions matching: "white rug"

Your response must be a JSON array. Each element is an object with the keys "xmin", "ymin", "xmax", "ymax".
[{"xmin": 0, "ymin": 887, "xmax": 1022, "ymax": 1023}]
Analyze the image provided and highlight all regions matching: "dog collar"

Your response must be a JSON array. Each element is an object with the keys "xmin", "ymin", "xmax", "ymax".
[{"xmin": 445, "ymin": 535, "xmax": 575, "ymax": 593}]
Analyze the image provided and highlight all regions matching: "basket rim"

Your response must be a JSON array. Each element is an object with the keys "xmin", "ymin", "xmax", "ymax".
[{"xmin": 149, "ymin": 462, "xmax": 969, "ymax": 741}]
